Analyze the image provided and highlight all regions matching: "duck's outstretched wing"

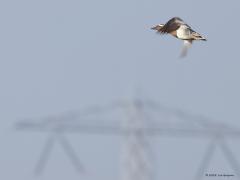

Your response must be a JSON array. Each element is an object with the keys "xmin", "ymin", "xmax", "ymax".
[
  {"xmin": 180, "ymin": 40, "xmax": 192, "ymax": 57},
  {"xmin": 161, "ymin": 17, "xmax": 190, "ymax": 34}
]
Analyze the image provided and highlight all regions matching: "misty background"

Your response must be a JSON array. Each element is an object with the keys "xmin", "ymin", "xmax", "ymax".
[{"xmin": 0, "ymin": 0, "xmax": 240, "ymax": 179}]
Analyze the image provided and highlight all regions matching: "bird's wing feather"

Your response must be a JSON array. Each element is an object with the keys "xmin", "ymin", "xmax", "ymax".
[
  {"xmin": 180, "ymin": 40, "xmax": 192, "ymax": 57},
  {"xmin": 161, "ymin": 17, "xmax": 190, "ymax": 33}
]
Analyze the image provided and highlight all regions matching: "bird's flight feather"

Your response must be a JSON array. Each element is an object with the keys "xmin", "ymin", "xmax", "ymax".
[{"xmin": 181, "ymin": 40, "xmax": 192, "ymax": 57}]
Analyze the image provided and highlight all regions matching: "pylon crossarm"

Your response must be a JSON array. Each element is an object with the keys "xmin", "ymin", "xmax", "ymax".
[{"xmin": 16, "ymin": 121, "xmax": 240, "ymax": 138}]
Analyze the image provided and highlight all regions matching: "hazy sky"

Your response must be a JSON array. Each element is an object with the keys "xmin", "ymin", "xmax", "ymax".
[{"xmin": 1, "ymin": 0, "xmax": 240, "ymax": 180}]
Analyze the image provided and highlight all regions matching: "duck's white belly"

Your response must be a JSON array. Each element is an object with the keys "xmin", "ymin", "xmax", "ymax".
[{"xmin": 176, "ymin": 25, "xmax": 191, "ymax": 39}]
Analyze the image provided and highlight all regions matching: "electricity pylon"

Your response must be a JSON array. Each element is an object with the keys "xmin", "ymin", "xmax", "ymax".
[
  {"xmin": 16, "ymin": 98, "xmax": 240, "ymax": 180},
  {"xmin": 120, "ymin": 99, "xmax": 154, "ymax": 180}
]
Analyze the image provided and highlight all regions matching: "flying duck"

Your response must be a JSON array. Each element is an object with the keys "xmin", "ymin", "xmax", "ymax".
[{"xmin": 151, "ymin": 17, "xmax": 207, "ymax": 57}]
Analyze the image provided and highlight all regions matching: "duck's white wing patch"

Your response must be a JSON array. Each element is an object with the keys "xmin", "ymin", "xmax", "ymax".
[
  {"xmin": 180, "ymin": 40, "xmax": 192, "ymax": 57},
  {"xmin": 177, "ymin": 25, "xmax": 191, "ymax": 39}
]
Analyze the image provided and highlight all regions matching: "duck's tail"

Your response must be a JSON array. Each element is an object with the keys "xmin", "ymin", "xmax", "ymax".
[{"xmin": 192, "ymin": 32, "xmax": 207, "ymax": 41}]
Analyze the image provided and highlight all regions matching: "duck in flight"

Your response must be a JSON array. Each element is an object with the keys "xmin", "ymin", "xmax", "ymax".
[{"xmin": 151, "ymin": 17, "xmax": 207, "ymax": 57}]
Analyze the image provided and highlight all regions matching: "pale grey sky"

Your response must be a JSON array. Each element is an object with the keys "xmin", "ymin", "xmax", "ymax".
[{"xmin": 0, "ymin": 0, "xmax": 240, "ymax": 179}]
